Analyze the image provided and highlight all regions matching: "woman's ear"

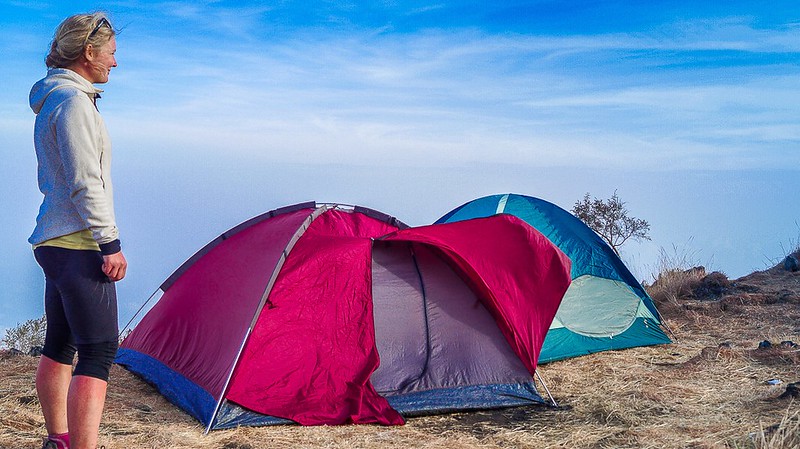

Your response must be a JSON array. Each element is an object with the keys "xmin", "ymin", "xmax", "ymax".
[{"xmin": 83, "ymin": 44, "xmax": 96, "ymax": 62}]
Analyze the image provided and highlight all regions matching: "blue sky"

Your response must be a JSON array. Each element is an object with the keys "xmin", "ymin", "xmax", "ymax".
[{"xmin": 1, "ymin": 1, "xmax": 799, "ymax": 335}]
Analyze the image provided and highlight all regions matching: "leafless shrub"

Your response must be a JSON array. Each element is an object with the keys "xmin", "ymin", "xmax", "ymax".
[{"xmin": 571, "ymin": 191, "xmax": 650, "ymax": 256}]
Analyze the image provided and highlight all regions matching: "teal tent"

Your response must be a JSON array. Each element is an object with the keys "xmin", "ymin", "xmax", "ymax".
[{"xmin": 436, "ymin": 194, "xmax": 671, "ymax": 363}]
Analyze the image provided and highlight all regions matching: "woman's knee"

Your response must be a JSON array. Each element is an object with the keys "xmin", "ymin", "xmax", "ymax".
[
  {"xmin": 42, "ymin": 338, "xmax": 76, "ymax": 365},
  {"xmin": 74, "ymin": 340, "xmax": 119, "ymax": 381}
]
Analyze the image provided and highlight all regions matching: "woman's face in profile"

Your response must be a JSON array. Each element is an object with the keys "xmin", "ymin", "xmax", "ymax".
[{"xmin": 88, "ymin": 36, "xmax": 117, "ymax": 84}]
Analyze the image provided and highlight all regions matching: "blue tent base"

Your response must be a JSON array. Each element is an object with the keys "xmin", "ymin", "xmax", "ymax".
[
  {"xmin": 115, "ymin": 348, "xmax": 217, "ymax": 426},
  {"xmin": 213, "ymin": 403, "xmax": 293, "ymax": 429},
  {"xmin": 387, "ymin": 381, "xmax": 545, "ymax": 417},
  {"xmin": 115, "ymin": 348, "xmax": 546, "ymax": 430},
  {"xmin": 212, "ymin": 382, "xmax": 545, "ymax": 429},
  {"xmin": 539, "ymin": 317, "xmax": 672, "ymax": 364}
]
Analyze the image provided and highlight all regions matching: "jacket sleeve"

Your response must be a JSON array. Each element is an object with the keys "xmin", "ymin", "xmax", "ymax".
[{"xmin": 52, "ymin": 95, "xmax": 120, "ymax": 246}]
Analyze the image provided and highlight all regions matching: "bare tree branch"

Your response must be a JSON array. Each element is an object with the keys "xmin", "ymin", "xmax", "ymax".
[{"xmin": 571, "ymin": 191, "xmax": 650, "ymax": 256}]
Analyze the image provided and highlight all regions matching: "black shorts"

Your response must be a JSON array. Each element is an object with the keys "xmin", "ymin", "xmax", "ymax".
[{"xmin": 34, "ymin": 246, "xmax": 119, "ymax": 378}]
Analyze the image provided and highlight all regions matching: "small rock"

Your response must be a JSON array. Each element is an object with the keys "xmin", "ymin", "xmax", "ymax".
[
  {"xmin": 135, "ymin": 403, "xmax": 154, "ymax": 413},
  {"xmin": 780, "ymin": 340, "xmax": 798, "ymax": 348},
  {"xmin": 784, "ymin": 255, "xmax": 799, "ymax": 272},
  {"xmin": 28, "ymin": 346, "xmax": 44, "ymax": 357},
  {"xmin": 695, "ymin": 271, "xmax": 731, "ymax": 298},
  {"xmin": 779, "ymin": 382, "xmax": 800, "ymax": 399},
  {"xmin": 18, "ymin": 395, "xmax": 37, "ymax": 405},
  {"xmin": 758, "ymin": 340, "xmax": 772, "ymax": 349},
  {"xmin": 717, "ymin": 342, "xmax": 734, "ymax": 356}
]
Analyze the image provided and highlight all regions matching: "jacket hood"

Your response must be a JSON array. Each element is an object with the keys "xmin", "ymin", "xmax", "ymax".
[{"xmin": 30, "ymin": 68, "xmax": 103, "ymax": 114}]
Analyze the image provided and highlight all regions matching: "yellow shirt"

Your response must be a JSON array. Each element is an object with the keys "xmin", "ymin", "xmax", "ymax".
[{"xmin": 32, "ymin": 229, "xmax": 100, "ymax": 251}]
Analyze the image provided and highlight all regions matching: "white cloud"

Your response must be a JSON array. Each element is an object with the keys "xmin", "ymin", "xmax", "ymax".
[{"xmin": 66, "ymin": 12, "xmax": 795, "ymax": 172}]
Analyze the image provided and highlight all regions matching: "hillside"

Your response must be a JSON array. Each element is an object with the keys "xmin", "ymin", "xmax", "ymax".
[{"xmin": 1, "ymin": 258, "xmax": 798, "ymax": 449}]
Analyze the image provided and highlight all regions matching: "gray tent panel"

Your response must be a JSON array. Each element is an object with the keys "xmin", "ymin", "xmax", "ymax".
[{"xmin": 371, "ymin": 241, "xmax": 541, "ymax": 414}]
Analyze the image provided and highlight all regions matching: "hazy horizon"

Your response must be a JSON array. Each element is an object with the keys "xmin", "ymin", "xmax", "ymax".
[{"xmin": 1, "ymin": 0, "xmax": 798, "ymax": 335}]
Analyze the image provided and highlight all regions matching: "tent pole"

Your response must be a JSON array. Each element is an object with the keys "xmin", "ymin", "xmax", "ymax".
[
  {"xmin": 656, "ymin": 311, "xmax": 679, "ymax": 342},
  {"xmin": 647, "ymin": 288, "xmax": 679, "ymax": 342},
  {"xmin": 204, "ymin": 329, "xmax": 251, "ymax": 434},
  {"xmin": 649, "ymin": 303, "xmax": 679, "ymax": 342},
  {"xmin": 205, "ymin": 205, "xmax": 327, "ymax": 434},
  {"xmin": 118, "ymin": 288, "xmax": 163, "ymax": 339},
  {"xmin": 534, "ymin": 369, "xmax": 558, "ymax": 407}
]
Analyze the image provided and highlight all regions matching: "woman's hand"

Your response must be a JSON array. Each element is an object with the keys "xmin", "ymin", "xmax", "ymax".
[{"xmin": 102, "ymin": 251, "xmax": 127, "ymax": 281}]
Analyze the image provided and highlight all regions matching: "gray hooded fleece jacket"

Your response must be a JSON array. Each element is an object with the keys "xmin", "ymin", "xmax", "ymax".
[{"xmin": 29, "ymin": 68, "xmax": 120, "ymax": 253}]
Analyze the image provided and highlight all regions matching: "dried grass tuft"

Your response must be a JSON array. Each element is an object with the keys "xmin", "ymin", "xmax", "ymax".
[
  {"xmin": 752, "ymin": 406, "xmax": 800, "ymax": 449},
  {"xmin": 648, "ymin": 265, "xmax": 705, "ymax": 309}
]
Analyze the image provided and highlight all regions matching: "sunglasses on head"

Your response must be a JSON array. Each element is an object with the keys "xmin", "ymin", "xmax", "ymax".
[{"xmin": 86, "ymin": 17, "xmax": 111, "ymax": 43}]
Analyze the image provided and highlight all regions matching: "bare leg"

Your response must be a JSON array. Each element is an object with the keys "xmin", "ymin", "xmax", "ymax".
[
  {"xmin": 68, "ymin": 375, "xmax": 108, "ymax": 449},
  {"xmin": 36, "ymin": 355, "xmax": 72, "ymax": 435}
]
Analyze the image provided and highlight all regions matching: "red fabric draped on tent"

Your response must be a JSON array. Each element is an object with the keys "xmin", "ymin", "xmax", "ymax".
[
  {"xmin": 226, "ymin": 210, "xmax": 404, "ymax": 425},
  {"xmin": 226, "ymin": 213, "xmax": 570, "ymax": 425},
  {"xmin": 381, "ymin": 214, "xmax": 572, "ymax": 374}
]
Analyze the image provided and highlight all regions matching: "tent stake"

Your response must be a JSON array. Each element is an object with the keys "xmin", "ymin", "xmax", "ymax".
[{"xmin": 534, "ymin": 369, "xmax": 558, "ymax": 408}]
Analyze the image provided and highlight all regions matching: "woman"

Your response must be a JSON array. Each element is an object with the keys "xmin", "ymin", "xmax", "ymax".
[{"xmin": 29, "ymin": 13, "xmax": 126, "ymax": 449}]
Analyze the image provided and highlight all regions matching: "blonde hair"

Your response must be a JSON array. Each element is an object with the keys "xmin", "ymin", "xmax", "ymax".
[{"xmin": 46, "ymin": 13, "xmax": 116, "ymax": 68}]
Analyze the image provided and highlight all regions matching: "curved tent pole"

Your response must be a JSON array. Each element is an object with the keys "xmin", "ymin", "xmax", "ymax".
[
  {"xmin": 119, "ymin": 202, "xmax": 318, "ymax": 340},
  {"xmin": 203, "ymin": 203, "xmax": 408, "ymax": 431},
  {"xmin": 204, "ymin": 204, "xmax": 330, "ymax": 433}
]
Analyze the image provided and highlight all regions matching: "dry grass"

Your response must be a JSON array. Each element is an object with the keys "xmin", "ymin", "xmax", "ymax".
[
  {"xmin": 2, "ymin": 264, "xmax": 799, "ymax": 449},
  {"xmin": 753, "ymin": 407, "xmax": 800, "ymax": 449},
  {"xmin": 645, "ymin": 243, "xmax": 709, "ymax": 314}
]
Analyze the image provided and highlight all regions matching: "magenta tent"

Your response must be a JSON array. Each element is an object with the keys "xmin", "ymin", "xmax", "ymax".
[{"xmin": 116, "ymin": 202, "xmax": 571, "ymax": 429}]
